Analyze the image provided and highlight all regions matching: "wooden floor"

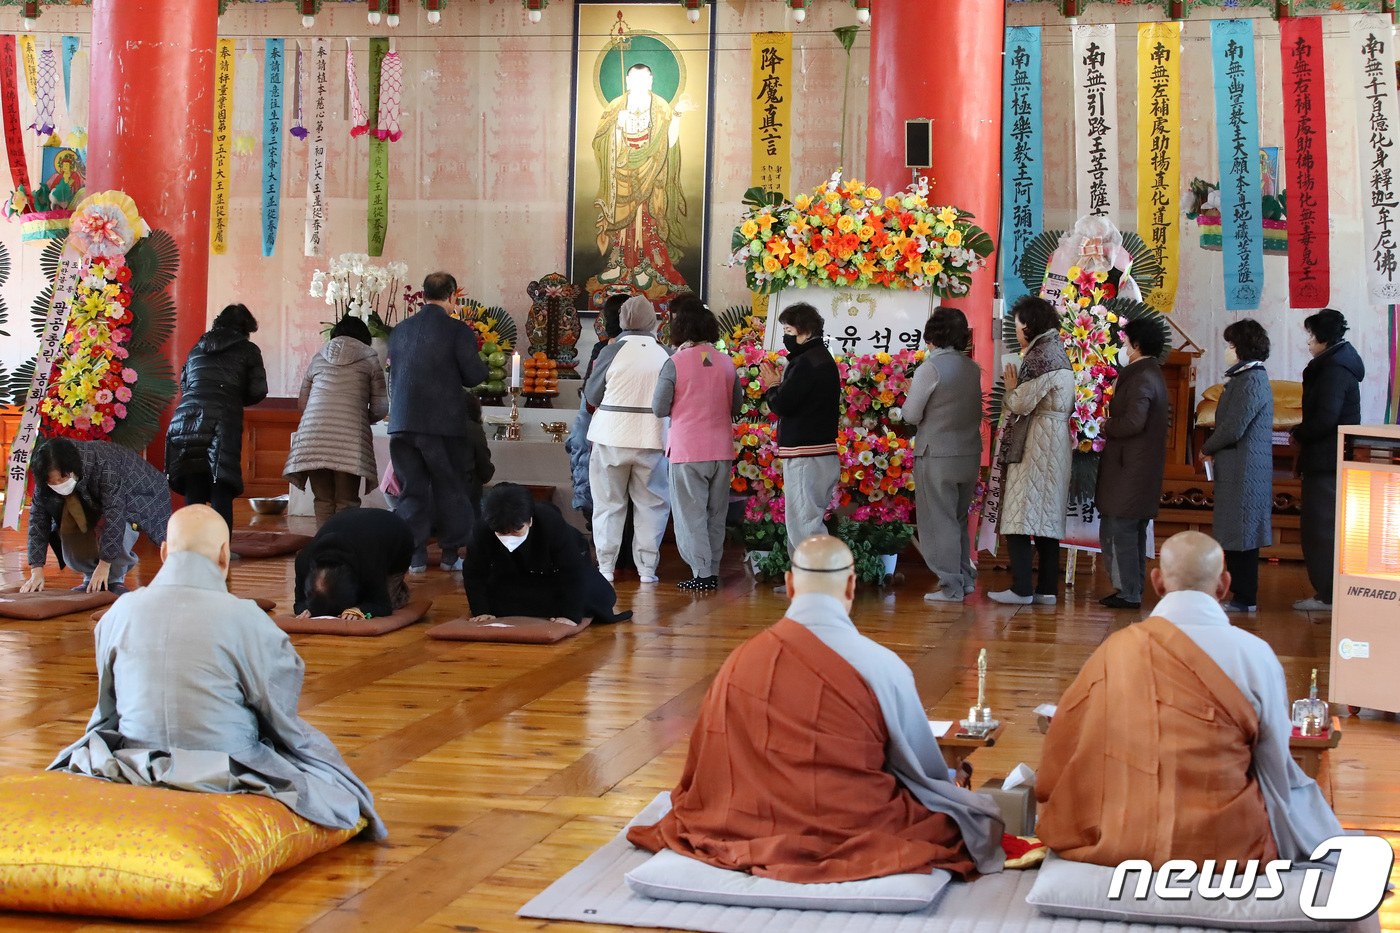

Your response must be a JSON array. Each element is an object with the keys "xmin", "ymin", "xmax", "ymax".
[{"xmin": 2, "ymin": 506, "xmax": 1398, "ymax": 933}]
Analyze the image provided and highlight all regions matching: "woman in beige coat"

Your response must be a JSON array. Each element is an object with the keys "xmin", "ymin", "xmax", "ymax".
[
  {"xmin": 284, "ymin": 316, "xmax": 389, "ymax": 526},
  {"xmin": 991, "ymin": 295, "xmax": 1074, "ymax": 606}
]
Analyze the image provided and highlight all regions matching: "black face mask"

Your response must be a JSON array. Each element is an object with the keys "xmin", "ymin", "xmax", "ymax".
[{"xmin": 783, "ymin": 334, "xmax": 801, "ymax": 354}]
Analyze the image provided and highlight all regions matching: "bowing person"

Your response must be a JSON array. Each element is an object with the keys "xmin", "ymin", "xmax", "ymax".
[{"xmin": 293, "ymin": 508, "xmax": 415, "ymax": 621}]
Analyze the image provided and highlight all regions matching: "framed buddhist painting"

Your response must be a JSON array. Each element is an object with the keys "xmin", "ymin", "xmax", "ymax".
[{"xmin": 568, "ymin": 1, "xmax": 716, "ymax": 311}]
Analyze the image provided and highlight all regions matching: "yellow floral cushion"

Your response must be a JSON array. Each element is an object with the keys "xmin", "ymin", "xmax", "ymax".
[{"xmin": 0, "ymin": 771, "xmax": 364, "ymax": 920}]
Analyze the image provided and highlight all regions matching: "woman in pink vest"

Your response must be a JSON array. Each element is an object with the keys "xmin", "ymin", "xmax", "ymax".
[{"xmin": 652, "ymin": 296, "xmax": 742, "ymax": 591}]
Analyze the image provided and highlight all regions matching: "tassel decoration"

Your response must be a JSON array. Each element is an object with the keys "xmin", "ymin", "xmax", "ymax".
[
  {"xmin": 290, "ymin": 41, "xmax": 308, "ymax": 140},
  {"xmin": 373, "ymin": 45, "xmax": 403, "ymax": 142},
  {"xmin": 347, "ymin": 39, "xmax": 369, "ymax": 137},
  {"xmin": 34, "ymin": 47, "xmax": 55, "ymax": 137}
]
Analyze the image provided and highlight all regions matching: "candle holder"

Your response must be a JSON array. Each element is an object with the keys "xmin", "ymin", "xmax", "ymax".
[
  {"xmin": 1292, "ymin": 668, "xmax": 1330, "ymax": 737},
  {"xmin": 506, "ymin": 387, "xmax": 522, "ymax": 441},
  {"xmin": 960, "ymin": 649, "xmax": 1000, "ymax": 737}
]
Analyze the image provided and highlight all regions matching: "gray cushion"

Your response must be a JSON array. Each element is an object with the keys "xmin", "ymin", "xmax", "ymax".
[
  {"xmin": 1026, "ymin": 851, "xmax": 1347, "ymax": 931},
  {"xmin": 624, "ymin": 849, "xmax": 950, "ymax": 913}
]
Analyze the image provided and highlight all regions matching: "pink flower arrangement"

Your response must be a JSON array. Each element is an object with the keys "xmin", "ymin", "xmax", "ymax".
[
  {"xmin": 1060, "ymin": 303, "xmax": 1122, "ymax": 453},
  {"xmin": 835, "ymin": 348, "xmax": 923, "ymax": 430}
]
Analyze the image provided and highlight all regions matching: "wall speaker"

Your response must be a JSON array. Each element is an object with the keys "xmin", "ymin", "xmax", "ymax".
[{"xmin": 905, "ymin": 119, "xmax": 932, "ymax": 169}]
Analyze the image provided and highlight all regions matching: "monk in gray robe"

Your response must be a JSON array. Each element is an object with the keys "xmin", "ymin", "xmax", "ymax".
[{"xmin": 49, "ymin": 505, "xmax": 385, "ymax": 840}]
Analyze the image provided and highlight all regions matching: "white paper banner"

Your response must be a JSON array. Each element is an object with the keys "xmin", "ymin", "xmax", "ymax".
[
  {"xmin": 3, "ymin": 250, "xmax": 84, "ymax": 529},
  {"xmin": 1352, "ymin": 16, "xmax": 1400, "ymax": 302},
  {"xmin": 764, "ymin": 287, "xmax": 939, "ymax": 357},
  {"xmin": 304, "ymin": 37, "xmax": 329, "ymax": 258},
  {"xmin": 1073, "ymin": 24, "xmax": 1119, "ymax": 224}
]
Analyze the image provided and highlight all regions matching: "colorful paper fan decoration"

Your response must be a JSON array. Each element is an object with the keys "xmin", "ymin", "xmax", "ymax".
[
  {"xmin": 232, "ymin": 44, "xmax": 260, "ymax": 155},
  {"xmin": 68, "ymin": 191, "xmax": 147, "ymax": 259},
  {"xmin": 347, "ymin": 39, "xmax": 369, "ymax": 137},
  {"xmin": 373, "ymin": 49, "xmax": 403, "ymax": 142}
]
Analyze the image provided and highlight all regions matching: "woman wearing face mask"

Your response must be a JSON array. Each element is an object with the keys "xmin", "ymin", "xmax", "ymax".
[
  {"xmin": 1201, "ymin": 319, "xmax": 1275, "ymax": 612},
  {"xmin": 462, "ymin": 483, "xmax": 633, "ymax": 625},
  {"xmin": 1094, "ymin": 318, "xmax": 1170, "ymax": 610},
  {"xmin": 20, "ymin": 438, "xmax": 172, "ymax": 595}
]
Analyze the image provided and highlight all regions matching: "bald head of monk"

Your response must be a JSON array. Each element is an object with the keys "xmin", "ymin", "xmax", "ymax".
[
  {"xmin": 784, "ymin": 535, "xmax": 858, "ymax": 613},
  {"xmin": 160, "ymin": 505, "xmax": 232, "ymax": 579},
  {"xmin": 1150, "ymin": 530, "xmax": 1230, "ymax": 601}
]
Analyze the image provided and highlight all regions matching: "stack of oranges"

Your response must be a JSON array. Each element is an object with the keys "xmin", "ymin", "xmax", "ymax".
[{"xmin": 522, "ymin": 353, "xmax": 559, "ymax": 396}]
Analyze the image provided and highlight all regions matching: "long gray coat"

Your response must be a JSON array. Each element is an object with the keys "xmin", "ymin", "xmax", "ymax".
[
  {"xmin": 1201, "ymin": 363, "xmax": 1274, "ymax": 551},
  {"xmin": 999, "ymin": 364, "xmax": 1075, "ymax": 539},
  {"xmin": 284, "ymin": 336, "xmax": 389, "ymax": 490}
]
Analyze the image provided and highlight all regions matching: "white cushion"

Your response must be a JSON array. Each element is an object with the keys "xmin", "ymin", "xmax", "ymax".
[
  {"xmin": 624, "ymin": 849, "xmax": 951, "ymax": 913},
  {"xmin": 1026, "ymin": 851, "xmax": 1347, "ymax": 931}
]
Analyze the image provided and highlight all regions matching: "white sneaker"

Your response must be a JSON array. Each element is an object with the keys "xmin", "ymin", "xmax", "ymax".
[
  {"xmin": 1293, "ymin": 596, "xmax": 1332, "ymax": 612},
  {"xmin": 924, "ymin": 590, "xmax": 964, "ymax": 604},
  {"xmin": 1032, "ymin": 594, "xmax": 1057, "ymax": 606},
  {"xmin": 639, "ymin": 575, "xmax": 659, "ymax": 584},
  {"xmin": 988, "ymin": 589, "xmax": 1033, "ymax": 605},
  {"xmin": 600, "ymin": 570, "xmax": 615, "ymax": 583}
]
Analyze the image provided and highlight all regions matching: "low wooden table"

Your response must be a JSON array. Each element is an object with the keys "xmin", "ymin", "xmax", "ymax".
[
  {"xmin": 939, "ymin": 722, "xmax": 1005, "ymax": 775},
  {"xmin": 1289, "ymin": 716, "xmax": 1343, "ymax": 779}
]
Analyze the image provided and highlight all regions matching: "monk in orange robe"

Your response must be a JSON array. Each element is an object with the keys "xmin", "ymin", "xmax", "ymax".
[
  {"xmin": 628, "ymin": 535, "xmax": 1005, "ymax": 883},
  {"xmin": 1037, "ymin": 531, "xmax": 1344, "ymax": 869}
]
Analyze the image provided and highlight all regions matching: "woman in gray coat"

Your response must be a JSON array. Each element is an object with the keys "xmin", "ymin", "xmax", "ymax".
[
  {"xmin": 1201, "ymin": 319, "xmax": 1274, "ymax": 612},
  {"xmin": 284, "ymin": 316, "xmax": 390, "ymax": 526}
]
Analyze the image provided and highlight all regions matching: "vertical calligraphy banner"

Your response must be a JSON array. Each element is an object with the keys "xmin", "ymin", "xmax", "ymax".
[
  {"xmin": 210, "ymin": 38, "xmax": 235, "ymax": 256},
  {"xmin": 62, "ymin": 36, "xmax": 78, "ymax": 112},
  {"xmin": 262, "ymin": 39, "xmax": 284, "ymax": 258},
  {"xmin": 1210, "ymin": 20, "xmax": 1263, "ymax": 311},
  {"xmin": 18, "ymin": 35, "xmax": 36, "ymax": 104},
  {"xmin": 305, "ymin": 38, "xmax": 329, "ymax": 258},
  {"xmin": 1001, "ymin": 27, "xmax": 1043, "ymax": 305},
  {"xmin": 366, "ymin": 37, "xmax": 389, "ymax": 257},
  {"xmin": 1352, "ymin": 15, "xmax": 1400, "ymax": 304},
  {"xmin": 1282, "ymin": 17, "xmax": 1330, "ymax": 309},
  {"xmin": 1137, "ymin": 23, "xmax": 1181, "ymax": 313},
  {"xmin": 1072, "ymin": 24, "xmax": 1118, "ymax": 223},
  {"xmin": 0, "ymin": 37, "xmax": 29, "ymax": 191},
  {"xmin": 751, "ymin": 32, "xmax": 792, "ymax": 196}
]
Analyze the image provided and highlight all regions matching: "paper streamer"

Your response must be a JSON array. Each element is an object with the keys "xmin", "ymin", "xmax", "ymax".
[
  {"xmin": 305, "ymin": 37, "xmax": 329, "ymax": 258},
  {"xmin": 210, "ymin": 37, "xmax": 235, "ymax": 256},
  {"xmin": 374, "ymin": 49, "xmax": 403, "ymax": 142},
  {"xmin": 1, "ymin": 37, "xmax": 30, "ymax": 192},
  {"xmin": 62, "ymin": 36, "xmax": 77, "ymax": 111},
  {"xmin": 67, "ymin": 48, "xmax": 88, "ymax": 146},
  {"xmin": 367, "ymin": 37, "xmax": 389, "ymax": 256},
  {"xmin": 291, "ymin": 41, "xmax": 307, "ymax": 140},
  {"xmin": 1282, "ymin": 16, "xmax": 1330, "ymax": 310},
  {"xmin": 34, "ymin": 48, "xmax": 56, "ymax": 137},
  {"xmin": 18, "ymin": 35, "xmax": 36, "ymax": 104},
  {"xmin": 3, "ymin": 249, "xmax": 84, "ymax": 531},
  {"xmin": 1137, "ymin": 22, "xmax": 1181, "ymax": 314},
  {"xmin": 1072, "ymin": 24, "xmax": 1118, "ymax": 223},
  {"xmin": 751, "ymin": 32, "xmax": 792, "ymax": 196},
  {"xmin": 347, "ymin": 39, "xmax": 369, "ymax": 137},
  {"xmin": 262, "ymin": 39, "xmax": 284, "ymax": 258},
  {"xmin": 1210, "ymin": 19, "xmax": 1263, "ymax": 311},
  {"xmin": 1000, "ymin": 26, "xmax": 1043, "ymax": 305},
  {"xmin": 232, "ymin": 42, "xmax": 259, "ymax": 156},
  {"xmin": 1352, "ymin": 15, "xmax": 1400, "ymax": 303}
]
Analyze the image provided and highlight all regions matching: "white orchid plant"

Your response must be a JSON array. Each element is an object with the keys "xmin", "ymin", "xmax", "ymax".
[{"xmin": 310, "ymin": 254, "xmax": 413, "ymax": 338}]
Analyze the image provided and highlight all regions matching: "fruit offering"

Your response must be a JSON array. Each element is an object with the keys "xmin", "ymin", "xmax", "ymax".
[{"xmin": 521, "ymin": 353, "xmax": 559, "ymax": 396}]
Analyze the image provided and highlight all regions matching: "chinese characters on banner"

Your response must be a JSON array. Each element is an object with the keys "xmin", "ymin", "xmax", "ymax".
[
  {"xmin": 1282, "ymin": 17, "xmax": 1330, "ymax": 309},
  {"xmin": 18, "ymin": 35, "xmax": 36, "ymax": 104},
  {"xmin": 0, "ymin": 38, "xmax": 29, "ymax": 191},
  {"xmin": 3, "ymin": 252, "xmax": 83, "ymax": 530},
  {"xmin": 1210, "ymin": 20, "xmax": 1263, "ymax": 311},
  {"xmin": 210, "ymin": 38, "xmax": 235, "ymax": 256},
  {"xmin": 1351, "ymin": 15, "xmax": 1400, "ymax": 303},
  {"xmin": 751, "ymin": 32, "xmax": 792, "ymax": 197},
  {"xmin": 305, "ymin": 38, "xmax": 329, "ymax": 258},
  {"xmin": 1137, "ymin": 23, "xmax": 1180, "ymax": 314},
  {"xmin": 1072, "ymin": 24, "xmax": 1118, "ymax": 223},
  {"xmin": 1000, "ymin": 27, "xmax": 1043, "ymax": 306},
  {"xmin": 262, "ymin": 39, "xmax": 284, "ymax": 258},
  {"xmin": 366, "ymin": 37, "xmax": 389, "ymax": 257}
]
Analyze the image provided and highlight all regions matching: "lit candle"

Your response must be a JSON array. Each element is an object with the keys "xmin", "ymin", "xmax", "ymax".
[{"xmin": 511, "ymin": 352, "xmax": 522, "ymax": 388}]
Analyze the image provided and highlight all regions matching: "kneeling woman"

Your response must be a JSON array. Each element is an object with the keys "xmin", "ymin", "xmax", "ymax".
[
  {"xmin": 463, "ymin": 483, "xmax": 632, "ymax": 624},
  {"xmin": 294, "ymin": 509, "xmax": 414, "ymax": 620}
]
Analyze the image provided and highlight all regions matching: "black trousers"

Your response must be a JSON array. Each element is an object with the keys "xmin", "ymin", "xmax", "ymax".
[
  {"xmin": 1006, "ymin": 534, "xmax": 1060, "ymax": 597},
  {"xmin": 1225, "ymin": 548, "xmax": 1260, "ymax": 606},
  {"xmin": 1301, "ymin": 471, "xmax": 1338, "ymax": 602},
  {"xmin": 390, "ymin": 432, "xmax": 475, "ymax": 559},
  {"xmin": 183, "ymin": 473, "xmax": 237, "ymax": 531}
]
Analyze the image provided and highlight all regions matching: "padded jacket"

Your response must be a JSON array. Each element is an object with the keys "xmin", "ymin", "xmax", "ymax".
[{"xmin": 165, "ymin": 327, "xmax": 268, "ymax": 496}]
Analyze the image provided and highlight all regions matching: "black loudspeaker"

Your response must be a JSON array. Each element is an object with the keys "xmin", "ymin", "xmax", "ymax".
[{"xmin": 905, "ymin": 119, "xmax": 932, "ymax": 169}]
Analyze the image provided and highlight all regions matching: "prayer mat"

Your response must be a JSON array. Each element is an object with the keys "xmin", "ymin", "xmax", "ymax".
[
  {"xmin": 272, "ymin": 599, "xmax": 432, "ymax": 636},
  {"xmin": 0, "ymin": 588, "xmax": 117, "ymax": 621},
  {"xmin": 230, "ymin": 531, "xmax": 314, "ymax": 559},
  {"xmin": 91, "ymin": 596, "xmax": 277, "ymax": 623},
  {"xmin": 426, "ymin": 615, "xmax": 592, "ymax": 645}
]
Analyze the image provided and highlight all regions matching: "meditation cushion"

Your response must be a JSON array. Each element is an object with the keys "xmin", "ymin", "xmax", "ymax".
[
  {"xmin": 624, "ymin": 849, "xmax": 950, "ymax": 913},
  {"xmin": 91, "ymin": 596, "xmax": 277, "ymax": 623},
  {"xmin": 229, "ymin": 531, "xmax": 315, "ymax": 559},
  {"xmin": 426, "ymin": 614, "xmax": 593, "ymax": 644},
  {"xmin": 0, "ymin": 588, "xmax": 117, "ymax": 621},
  {"xmin": 0, "ymin": 771, "xmax": 364, "ymax": 920},
  {"xmin": 273, "ymin": 598, "xmax": 432, "ymax": 636},
  {"xmin": 1025, "ymin": 850, "xmax": 1347, "ymax": 931}
]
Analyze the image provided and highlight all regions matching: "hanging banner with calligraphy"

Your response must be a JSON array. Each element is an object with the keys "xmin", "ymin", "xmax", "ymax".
[
  {"xmin": 1072, "ymin": 24, "xmax": 1118, "ymax": 224},
  {"xmin": 62, "ymin": 36, "xmax": 78, "ymax": 112},
  {"xmin": 367, "ymin": 37, "xmax": 389, "ymax": 257},
  {"xmin": 262, "ymin": 38, "xmax": 284, "ymax": 258},
  {"xmin": 0, "ymin": 37, "xmax": 29, "ymax": 192},
  {"xmin": 1210, "ymin": 20, "xmax": 1263, "ymax": 311},
  {"xmin": 751, "ymin": 32, "xmax": 792, "ymax": 196},
  {"xmin": 18, "ymin": 35, "xmax": 37, "ymax": 104},
  {"xmin": 1282, "ymin": 16, "xmax": 1329, "ymax": 309},
  {"xmin": 1000, "ymin": 27, "xmax": 1043, "ymax": 306},
  {"xmin": 305, "ymin": 37, "xmax": 328, "ymax": 258},
  {"xmin": 1137, "ymin": 22, "xmax": 1181, "ymax": 313},
  {"xmin": 1352, "ymin": 15, "xmax": 1400, "ymax": 303},
  {"xmin": 210, "ymin": 38, "xmax": 235, "ymax": 255}
]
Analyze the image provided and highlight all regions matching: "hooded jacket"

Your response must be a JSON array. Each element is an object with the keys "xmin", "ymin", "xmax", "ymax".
[
  {"xmin": 165, "ymin": 327, "xmax": 268, "ymax": 495},
  {"xmin": 285, "ymin": 336, "xmax": 390, "ymax": 489},
  {"xmin": 1292, "ymin": 341, "xmax": 1365, "ymax": 475}
]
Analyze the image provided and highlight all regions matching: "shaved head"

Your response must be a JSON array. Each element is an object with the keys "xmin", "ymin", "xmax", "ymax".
[
  {"xmin": 163, "ymin": 505, "xmax": 232, "ymax": 578},
  {"xmin": 1152, "ymin": 531, "xmax": 1229, "ymax": 599},
  {"xmin": 785, "ymin": 535, "xmax": 857, "ymax": 611}
]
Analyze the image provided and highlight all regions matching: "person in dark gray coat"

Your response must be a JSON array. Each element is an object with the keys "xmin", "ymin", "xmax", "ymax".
[
  {"xmin": 1095, "ymin": 319, "xmax": 1170, "ymax": 609},
  {"xmin": 386, "ymin": 272, "xmax": 488, "ymax": 573},
  {"xmin": 1201, "ymin": 319, "xmax": 1275, "ymax": 613}
]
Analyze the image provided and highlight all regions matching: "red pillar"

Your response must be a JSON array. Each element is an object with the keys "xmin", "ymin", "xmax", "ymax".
[
  {"xmin": 866, "ymin": 0, "xmax": 1004, "ymax": 391},
  {"xmin": 87, "ymin": 0, "xmax": 217, "ymax": 465}
]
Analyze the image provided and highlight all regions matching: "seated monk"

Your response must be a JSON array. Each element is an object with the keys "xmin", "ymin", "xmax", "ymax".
[
  {"xmin": 1037, "ymin": 531, "xmax": 1343, "ymax": 868},
  {"xmin": 49, "ymin": 505, "xmax": 386, "ymax": 839},
  {"xmin": 294, "ymin": 508, "xmax": 413, "ymax": 620},
  {"xmin": 628, "ymin": 535, "xmax": 1005, "ymax": 882}
]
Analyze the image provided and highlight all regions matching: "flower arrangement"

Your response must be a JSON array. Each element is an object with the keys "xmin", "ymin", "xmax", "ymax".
[
  {"xmin": 836, "ymin": 348, "xmax": 922, "ymax": 429},
  {"xmin": 453, "ymin": 299, "xmax": 515, "ymax": 352},
  {"xmin": 730, "ymin": 344, "xmax": 784, "ymax": 422},
  {"xmin": 728, "ymin": 171, "xmax": 993, "ymax": 295},
  {"xmin": 732, "ymin": 421, "xmax": 781, "ymax": 496},
  {"xmin": 1061, "ymin": 301, "xmax": 1121, "ymax": 454},
  {"xmin": 836, "ymin": 426, "xmax": 917, "ymax": 507},
  {"xmin": 40, "ymin": 255, "xmax": 135, "ymax": 439},
  {"xmin": 309, "ymin": 254, "xmax": 411, "ymax": 338}
]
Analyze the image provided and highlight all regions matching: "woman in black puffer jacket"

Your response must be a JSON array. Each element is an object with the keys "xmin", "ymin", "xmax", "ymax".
[{"xmin": 165, "ymin": 304, "xmax": 269, "ymax": 529}]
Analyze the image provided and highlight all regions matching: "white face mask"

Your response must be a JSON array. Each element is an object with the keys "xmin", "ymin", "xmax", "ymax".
[
  {"xmin": 1224, "ymin": 346, "xmax": 1238, "ymax": 368},
  {"xmin": 49, "ymin": 477, "xmax": 77, "ymax": 496},
  {"xmin": 496, "ymin": 531, "xmax": 529, "ymax": 552},
  {"xmin": 1116, "ymin": 345, "xmax": 1132, "ymax": 367}
]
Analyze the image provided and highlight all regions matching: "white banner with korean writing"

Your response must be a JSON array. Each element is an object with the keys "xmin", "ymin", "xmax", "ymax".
[
  {"xmin": 1072, "ymin": 24, "xmax": 1119, "ymax": 225},
  {"xmin": 304, "ymin": 37, "xmax": 329, "ymax": 258},
  {"xmin": 1352, "ymin": 16, "xmax": 1400, "ymax": 303},
  {"xmin": 763, "ymin": 287, "xmax": 938, "ymax": 358}
]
